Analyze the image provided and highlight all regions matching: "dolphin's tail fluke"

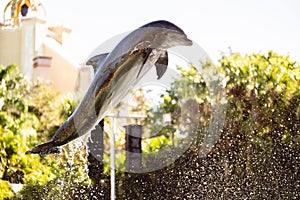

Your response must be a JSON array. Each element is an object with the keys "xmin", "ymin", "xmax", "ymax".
[{"xmin": 25, "ymin": 141, "xmax": 61, "ymax": 155}]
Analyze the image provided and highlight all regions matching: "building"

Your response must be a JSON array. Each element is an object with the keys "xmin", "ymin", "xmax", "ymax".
[{"xmin": 0, "ymin": 0, "xmax": 92, "ymax": 94}]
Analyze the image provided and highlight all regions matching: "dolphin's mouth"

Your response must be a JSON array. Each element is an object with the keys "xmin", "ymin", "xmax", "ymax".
[{"xmin": 185, "ymin": 38, "xmax": 193, "ymax": 46}]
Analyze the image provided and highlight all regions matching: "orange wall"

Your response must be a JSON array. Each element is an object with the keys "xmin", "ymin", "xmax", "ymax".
[
  {"xmin": 0, "ymin": 29, "xmax": 21, "ymax": 67},
  {"xmin": 43, "ymin": 44, "xmax": 79, "ymax": 93}
]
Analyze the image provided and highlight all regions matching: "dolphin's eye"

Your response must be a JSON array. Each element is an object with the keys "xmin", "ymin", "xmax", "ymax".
[{"xmin": 142, "ymin": 48, "xmax": 152, "ymax": 59}]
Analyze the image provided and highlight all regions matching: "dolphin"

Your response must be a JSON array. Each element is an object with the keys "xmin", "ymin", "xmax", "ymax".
[{"xmin": 26, "ymin": 20, "xmax": 192, "ymax": 155}]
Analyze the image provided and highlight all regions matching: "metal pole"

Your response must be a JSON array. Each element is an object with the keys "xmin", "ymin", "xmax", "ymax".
[
  {"xmin": 110, "ymin": 116, "xmax": 116, "ymax": 200},
  {"xmin": 107, "ymin": 113, "xmax": 146, "ymax": 199}
]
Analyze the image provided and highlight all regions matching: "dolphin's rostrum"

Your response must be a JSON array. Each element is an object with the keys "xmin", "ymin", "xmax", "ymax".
[{"xmin": 26, "ymin": 20, "xmax": 193, "ymax": 155}]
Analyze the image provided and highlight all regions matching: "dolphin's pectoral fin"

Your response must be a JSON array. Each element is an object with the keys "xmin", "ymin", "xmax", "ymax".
[
  {"xmin": 86, "ymin": 53, "xmax": 109, "ymax": 74},
  {"xmin": 155, "ymin": 51, "xmax": 168, "ymax": 79},
  {"xmin": 136, "ymin": 48, "xmax": 153, "ymax": 79}
]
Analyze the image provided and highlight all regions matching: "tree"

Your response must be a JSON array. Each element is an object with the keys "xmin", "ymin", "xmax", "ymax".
[
  {"xmin": 214, "ymin": 51, "xmax": 300, "ymax": 198},
  {"xmin": 114, "ymin": 51, "xmax": 300, "ymax": 199},
  {"xmin": 0, "ymin": 64, "xmax": 82, "ymax": 199},
  {"xmin": 2, "ymin": 50, "xmax": 299, "ymax": 199}
]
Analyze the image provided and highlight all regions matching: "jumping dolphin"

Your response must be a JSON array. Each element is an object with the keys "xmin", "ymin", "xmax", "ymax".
[{"xmin": 26, "ymin": 20, "xmax": 193, "ymax": 155}]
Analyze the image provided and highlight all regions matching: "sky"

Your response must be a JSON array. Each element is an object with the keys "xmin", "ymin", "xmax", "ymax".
[{"xmin": 1, "ymin": 0, "xmax": 300, "ymax": 64}]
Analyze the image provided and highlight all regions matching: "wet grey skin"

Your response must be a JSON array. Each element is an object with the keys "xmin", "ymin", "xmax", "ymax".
[{"xmin": 26, "ymin": 20, "xmax": 193, "ymax": 155}]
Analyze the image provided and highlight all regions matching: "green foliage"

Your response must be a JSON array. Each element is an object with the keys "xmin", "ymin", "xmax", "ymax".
[
  {"xmin": 0, "ymin": 64, "xmax": 82, "ymax": 199},
  {"xmin": 143, "ymin": 65, "xmax": 212, "ymax": 152},
  {"xmin": 1, "ymin": 50, "xmax": 300, "ymax": 199},
  {"xmin": 59, "ymin": 94, "xmax": 78, "ymax": 121},
  {"xmin": 0, "ymin": 179, "xmax": 14, "ymax": 199},
  {"xmin": 221, "ymin": 51, "xmax": 300, "ymax": 149},
  {"xmin": 208, "ymin": 51, "xmax": 300, "ymax": 198},
  {"xmin": 116, "ymin": 51, "xmax": 300, "ymax": 199},
  {"xmin": 142, "ymin": 135, "xmax": 172, "ymax": 153},
  {"xmin": 15, "ymin": 149, "xmax": 91, "ymax": 200}
]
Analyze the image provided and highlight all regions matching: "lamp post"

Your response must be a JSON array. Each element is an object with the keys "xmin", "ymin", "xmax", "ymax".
[
  {"xmin": 110, "ymin": 115, "xmax": 116, "ymax": 200},
  {"xmin": 107, "ymin": 113, "xmax": 146, "ymax": 199}
]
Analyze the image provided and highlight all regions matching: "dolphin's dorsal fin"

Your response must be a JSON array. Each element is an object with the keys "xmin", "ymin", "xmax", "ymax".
[
  {"xmin": 155, "ymin": 51, "xmax": 168, "ymax": 79},
  {"xmin": 86, "ymin": 53, "xmax": 109, "ymax": 74}
]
